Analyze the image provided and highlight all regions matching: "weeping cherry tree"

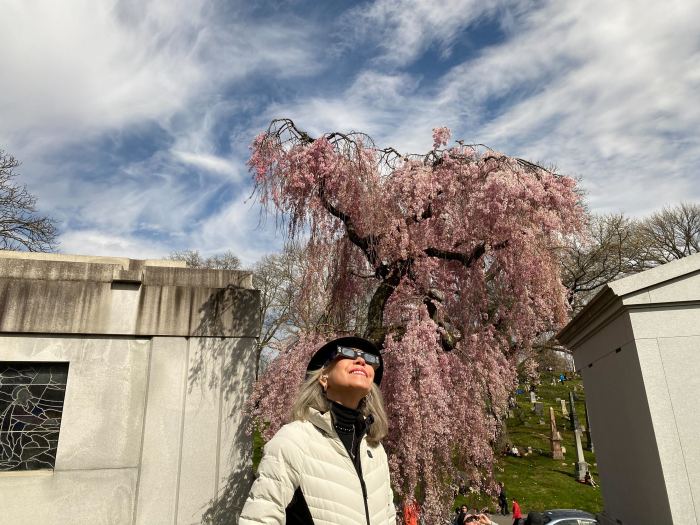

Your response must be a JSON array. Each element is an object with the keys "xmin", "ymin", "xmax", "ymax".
[{"xmin": 247, "ymin": 119, "xmax": 585, "ymax": 522}]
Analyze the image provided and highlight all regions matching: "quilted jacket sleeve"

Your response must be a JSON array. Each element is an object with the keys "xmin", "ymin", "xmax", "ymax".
[{"xmin": 239, "ymin": 428, "xmax": 302, "ymax": 524}]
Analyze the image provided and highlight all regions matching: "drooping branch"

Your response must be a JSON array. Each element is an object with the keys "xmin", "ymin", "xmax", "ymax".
[
  {"xmin": 317, "ymin": 186, "xmax": 381, "ymax": 268},
  {"xmin": 425, "ymin": 244, "xmax": 486, "ymax": 267},
  {"xmin": 425, "ymin": 240, "xmax": 509, "ymax": 269}
]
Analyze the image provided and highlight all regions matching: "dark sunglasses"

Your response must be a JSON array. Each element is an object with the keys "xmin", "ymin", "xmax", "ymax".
[{"xmin": 334, "ymin": 346, "xmax": 381, "ymax": 369}]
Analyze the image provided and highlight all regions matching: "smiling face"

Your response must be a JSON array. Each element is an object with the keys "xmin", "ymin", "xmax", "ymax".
[{"xmin": 319, "ymin": 350, "xmax": 375, "ymax": 408}]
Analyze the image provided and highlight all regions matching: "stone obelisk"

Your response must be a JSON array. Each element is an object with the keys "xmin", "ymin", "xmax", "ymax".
[
  {"xmin": 574, "ymin": 429, "xmax": 588, "ymax": 481},
  {"xmin": 549, "ymin": 407, "xmax": 564, "ymax": 460},
  {"xmin": 568, "ymin": 390, "xmax": 580, "ymax": 430},
  {"xmin": 584, "ymin": 402, "xmax": 594, "ymax": 452}
]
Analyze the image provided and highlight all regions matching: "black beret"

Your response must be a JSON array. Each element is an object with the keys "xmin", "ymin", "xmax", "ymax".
[{"xmin": 306, "ymin": 336, "xmax": 383, "ymax": 385}]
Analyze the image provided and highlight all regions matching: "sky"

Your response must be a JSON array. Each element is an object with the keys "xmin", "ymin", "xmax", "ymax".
[{"xmin": 2, "ymin": 0, "xmax": 699, "ymax": 266}]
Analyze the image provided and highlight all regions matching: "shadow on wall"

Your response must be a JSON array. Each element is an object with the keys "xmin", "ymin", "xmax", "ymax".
[{"xmin": 187, "ymin": 284, "xmax": 260, "ymax": 524}]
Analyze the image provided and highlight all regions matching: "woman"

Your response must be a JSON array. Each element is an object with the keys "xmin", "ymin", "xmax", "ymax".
[
  {"xmin": 239, "ymin": 336, "xmax": 396, "ymax": 525},
  {"xmin": 512, "ymin": 499, "xmax": 523, "ymax": 525}
]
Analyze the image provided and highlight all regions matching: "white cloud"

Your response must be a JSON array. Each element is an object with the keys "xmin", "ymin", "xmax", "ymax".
[
  {"xmin": 1, "ymin": 1, "xmax": 196, "ymax": 150},
  {"xmin": 278, "ymin": 0, "xmax": 700, "ymax": 217},
  {"xmin": 59, "ymin": 229, "xmax": 170, "ymax": 259},
  {"xmin": 3, "ymin": 0, "xmax": 698, "ymax": 263},
  {"xmin": 172, "ymin": 151, "xmax": 241, "ymax": 180},
  {"xmin": 465, "ymin": 0, "xmax": 700, "ymax": 214},
  {"xmin": 0, "ymin": 0, "xmax": 319, "ymax": 154},
  {"xmin": 194, "ymin": 190, "xmax": 284, "ymax": 267},
  {"xmin": 340, "ymin": 0, "xmax": 517, "ymax": 67},
  {"xmin": 0, "ymin": 0, "xmax": 321, "ymax": 261}
]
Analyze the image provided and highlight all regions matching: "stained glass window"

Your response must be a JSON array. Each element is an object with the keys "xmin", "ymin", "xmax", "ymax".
[{"xmin": 0, "ymin": 362, "xmax": 69, "ymax": 471}]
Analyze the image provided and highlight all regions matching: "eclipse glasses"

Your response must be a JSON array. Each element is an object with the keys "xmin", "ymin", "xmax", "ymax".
[{"xmin": 334, "ymin": 345, "xmax": 381, "ymax": 369}]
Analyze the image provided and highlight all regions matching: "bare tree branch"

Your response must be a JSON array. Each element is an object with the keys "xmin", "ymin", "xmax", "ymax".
[{"xmin": 0, "ymin": 149, "xmax": 58, "ymax": 252}]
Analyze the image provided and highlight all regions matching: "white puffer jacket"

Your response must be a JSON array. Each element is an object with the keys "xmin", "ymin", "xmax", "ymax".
[{"xmin": 240, "ymin": 408, "xmax": 396, "ymax": 524}]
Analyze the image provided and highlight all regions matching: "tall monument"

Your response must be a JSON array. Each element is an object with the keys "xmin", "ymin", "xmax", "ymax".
[{"xmin": 549, "ymin": 407, "xmax": 564, "ymax": 460}]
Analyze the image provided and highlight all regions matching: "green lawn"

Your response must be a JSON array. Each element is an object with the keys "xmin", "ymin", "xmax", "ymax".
[{"xmin": 489, "ymin": 373, "xmax": 603, "ymax": 513}]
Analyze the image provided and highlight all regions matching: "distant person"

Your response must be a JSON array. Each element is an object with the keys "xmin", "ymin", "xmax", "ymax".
[
  {"xmin": 403, "ymin": 500, "xmax": 419, "ymax": 525},
  {"xmin": 584, "ymin": 471, "xmax": 598, "ymax": 487},
  {"xmin": 512, "ymin": 499, "xmax": 523, "ymax": 525},
  {"xmin": 524, "ymin": 511, "xmax": 544, "ymax": 525},
  {"xmin": 510, "ymin": 445, "xmax": 521, "ymax": 457},
  {"xmin": 498, "ymin": 482, "xmax": 508, "ymax": 515},
  {"xmin": 454, "ymin": 505, "xmax": 469, "ymax": 525},
  {"xmin": 559, "ymin": 373, "xmax": 566, "ymax": 383}
]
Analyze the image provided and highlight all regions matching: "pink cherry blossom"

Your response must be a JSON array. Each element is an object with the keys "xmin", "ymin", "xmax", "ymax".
[{"xmin": 432, "ymin": 126, "xmax": 451, "ymax": 149}]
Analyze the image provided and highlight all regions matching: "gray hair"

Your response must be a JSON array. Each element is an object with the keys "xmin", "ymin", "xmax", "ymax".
[{"xmin": 291, "ymin": 367, "xmax": 389, "ymax": 446}]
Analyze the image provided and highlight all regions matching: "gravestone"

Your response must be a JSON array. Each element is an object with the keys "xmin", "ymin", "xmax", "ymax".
[
  {"xmin": 550, "ymin": 407, "xmax": 564, "ymax": 460},
  {"xmin": 574, "ymin": 429, "xmax": 588, "ymax": 481},
  {"xmin": 560, "ymin": 398, "xmax": 569, "ymax": 417},
  {"xmin": 530, "ymin": 391, "xmax": 537, "ymax": 404},
  {"xmin": 534, "ymin": 401, "xmax": 544, "ymax": 416},
  {"xmin": 569, "ymin": 390, "xmax": 580, "ymax": 430}
]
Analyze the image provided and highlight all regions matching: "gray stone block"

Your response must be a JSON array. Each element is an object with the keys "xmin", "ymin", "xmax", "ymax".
[
  {"xmin": 0, "ymin": 468, "xmax": 138, "ymax": 524},
  {"xmin": 134, "ymin": 337, "xmax": 188, "ymax": 525}
]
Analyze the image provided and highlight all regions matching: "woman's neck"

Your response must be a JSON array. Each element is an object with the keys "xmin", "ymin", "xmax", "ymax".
[{"xmin": 325, "ymin": 390, "xmax": 363, "ymax": 410}]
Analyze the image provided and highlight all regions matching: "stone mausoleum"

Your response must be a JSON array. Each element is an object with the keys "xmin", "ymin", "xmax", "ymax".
[
  {"xmin": 559, "ymin": 252, "xmax": 700, "ymax": 525},
  {"xmin": 0, "ymin": 251, "xmax": 260, "ymax": 524}
]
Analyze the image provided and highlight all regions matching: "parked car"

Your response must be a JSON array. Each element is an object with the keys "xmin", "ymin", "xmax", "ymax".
[{"xmin": 542, "ymin": 509, "xmax": 598, "ymax": 524}]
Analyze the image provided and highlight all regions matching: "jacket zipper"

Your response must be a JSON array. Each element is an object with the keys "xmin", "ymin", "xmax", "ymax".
[
  {"xmin": 359, "ymin": 475, "xmax": 371, "ymax": 525},
  {"xmin": 331, "ymin": 434, "xmax": 371, "ymax": 525}
]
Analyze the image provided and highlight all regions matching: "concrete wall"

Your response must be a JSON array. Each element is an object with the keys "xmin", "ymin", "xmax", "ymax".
[
  {"xmin": 0, "ymin": 252, "xmax": 259, "ymax": 524},
  {"xmin": 560, "ymin": 256, "xmax": 700, "ymax": 525},
  {"xmin": 577, "ymin": 330, "xmax": 673, "ymax": 524}
]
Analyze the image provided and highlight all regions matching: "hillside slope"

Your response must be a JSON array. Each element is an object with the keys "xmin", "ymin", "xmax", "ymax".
[{"xmin": 457, "ymin": 373, "xmax": 603, "ymax": 514}]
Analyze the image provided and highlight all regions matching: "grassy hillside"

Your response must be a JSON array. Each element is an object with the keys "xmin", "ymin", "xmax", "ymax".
[{"xmin": 456, "ymin": 373, "xmax": 603, "ymax": 513}]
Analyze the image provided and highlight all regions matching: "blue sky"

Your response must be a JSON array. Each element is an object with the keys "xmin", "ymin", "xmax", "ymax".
[{"xmin": 2, "ymin": 0, "xmax": 699, "ymax": 265}]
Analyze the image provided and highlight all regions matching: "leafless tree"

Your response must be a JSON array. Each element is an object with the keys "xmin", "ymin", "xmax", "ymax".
[
  {"xmin": 561, "ymin": 213, "xmax": 636, "ymax": 314},
  {"xmin": 168, "ymin": 249, "xmax": 241, "ymax": 270},
  {"xmin": 251, "ymin": 247, "xmax": 300, "ymax": 378},
  {"xmin": 169, "ymin": 246, "xmax": 306, "ymax": 379},
  {"xmin": 0, "ymin": 149, "xmax": 57, "ymax": 252},
  {"xmin": 629, "ymin": 202, "xmax": 700, "ymax": 270}
]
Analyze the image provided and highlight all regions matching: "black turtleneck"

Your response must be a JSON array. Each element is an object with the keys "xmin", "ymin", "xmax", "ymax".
[{"xmin": 330, "ymin": 401, "xmax": 364, "ymax": 469}]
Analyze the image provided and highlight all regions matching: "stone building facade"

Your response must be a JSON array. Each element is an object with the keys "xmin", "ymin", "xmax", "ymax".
[
  {"xmin": 559, "ymin": 252, "xmax": 700, "ymax": 525},
  {"xmin": 0, "ymin": 251, "xmax": 260, "ymax": 524}
]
